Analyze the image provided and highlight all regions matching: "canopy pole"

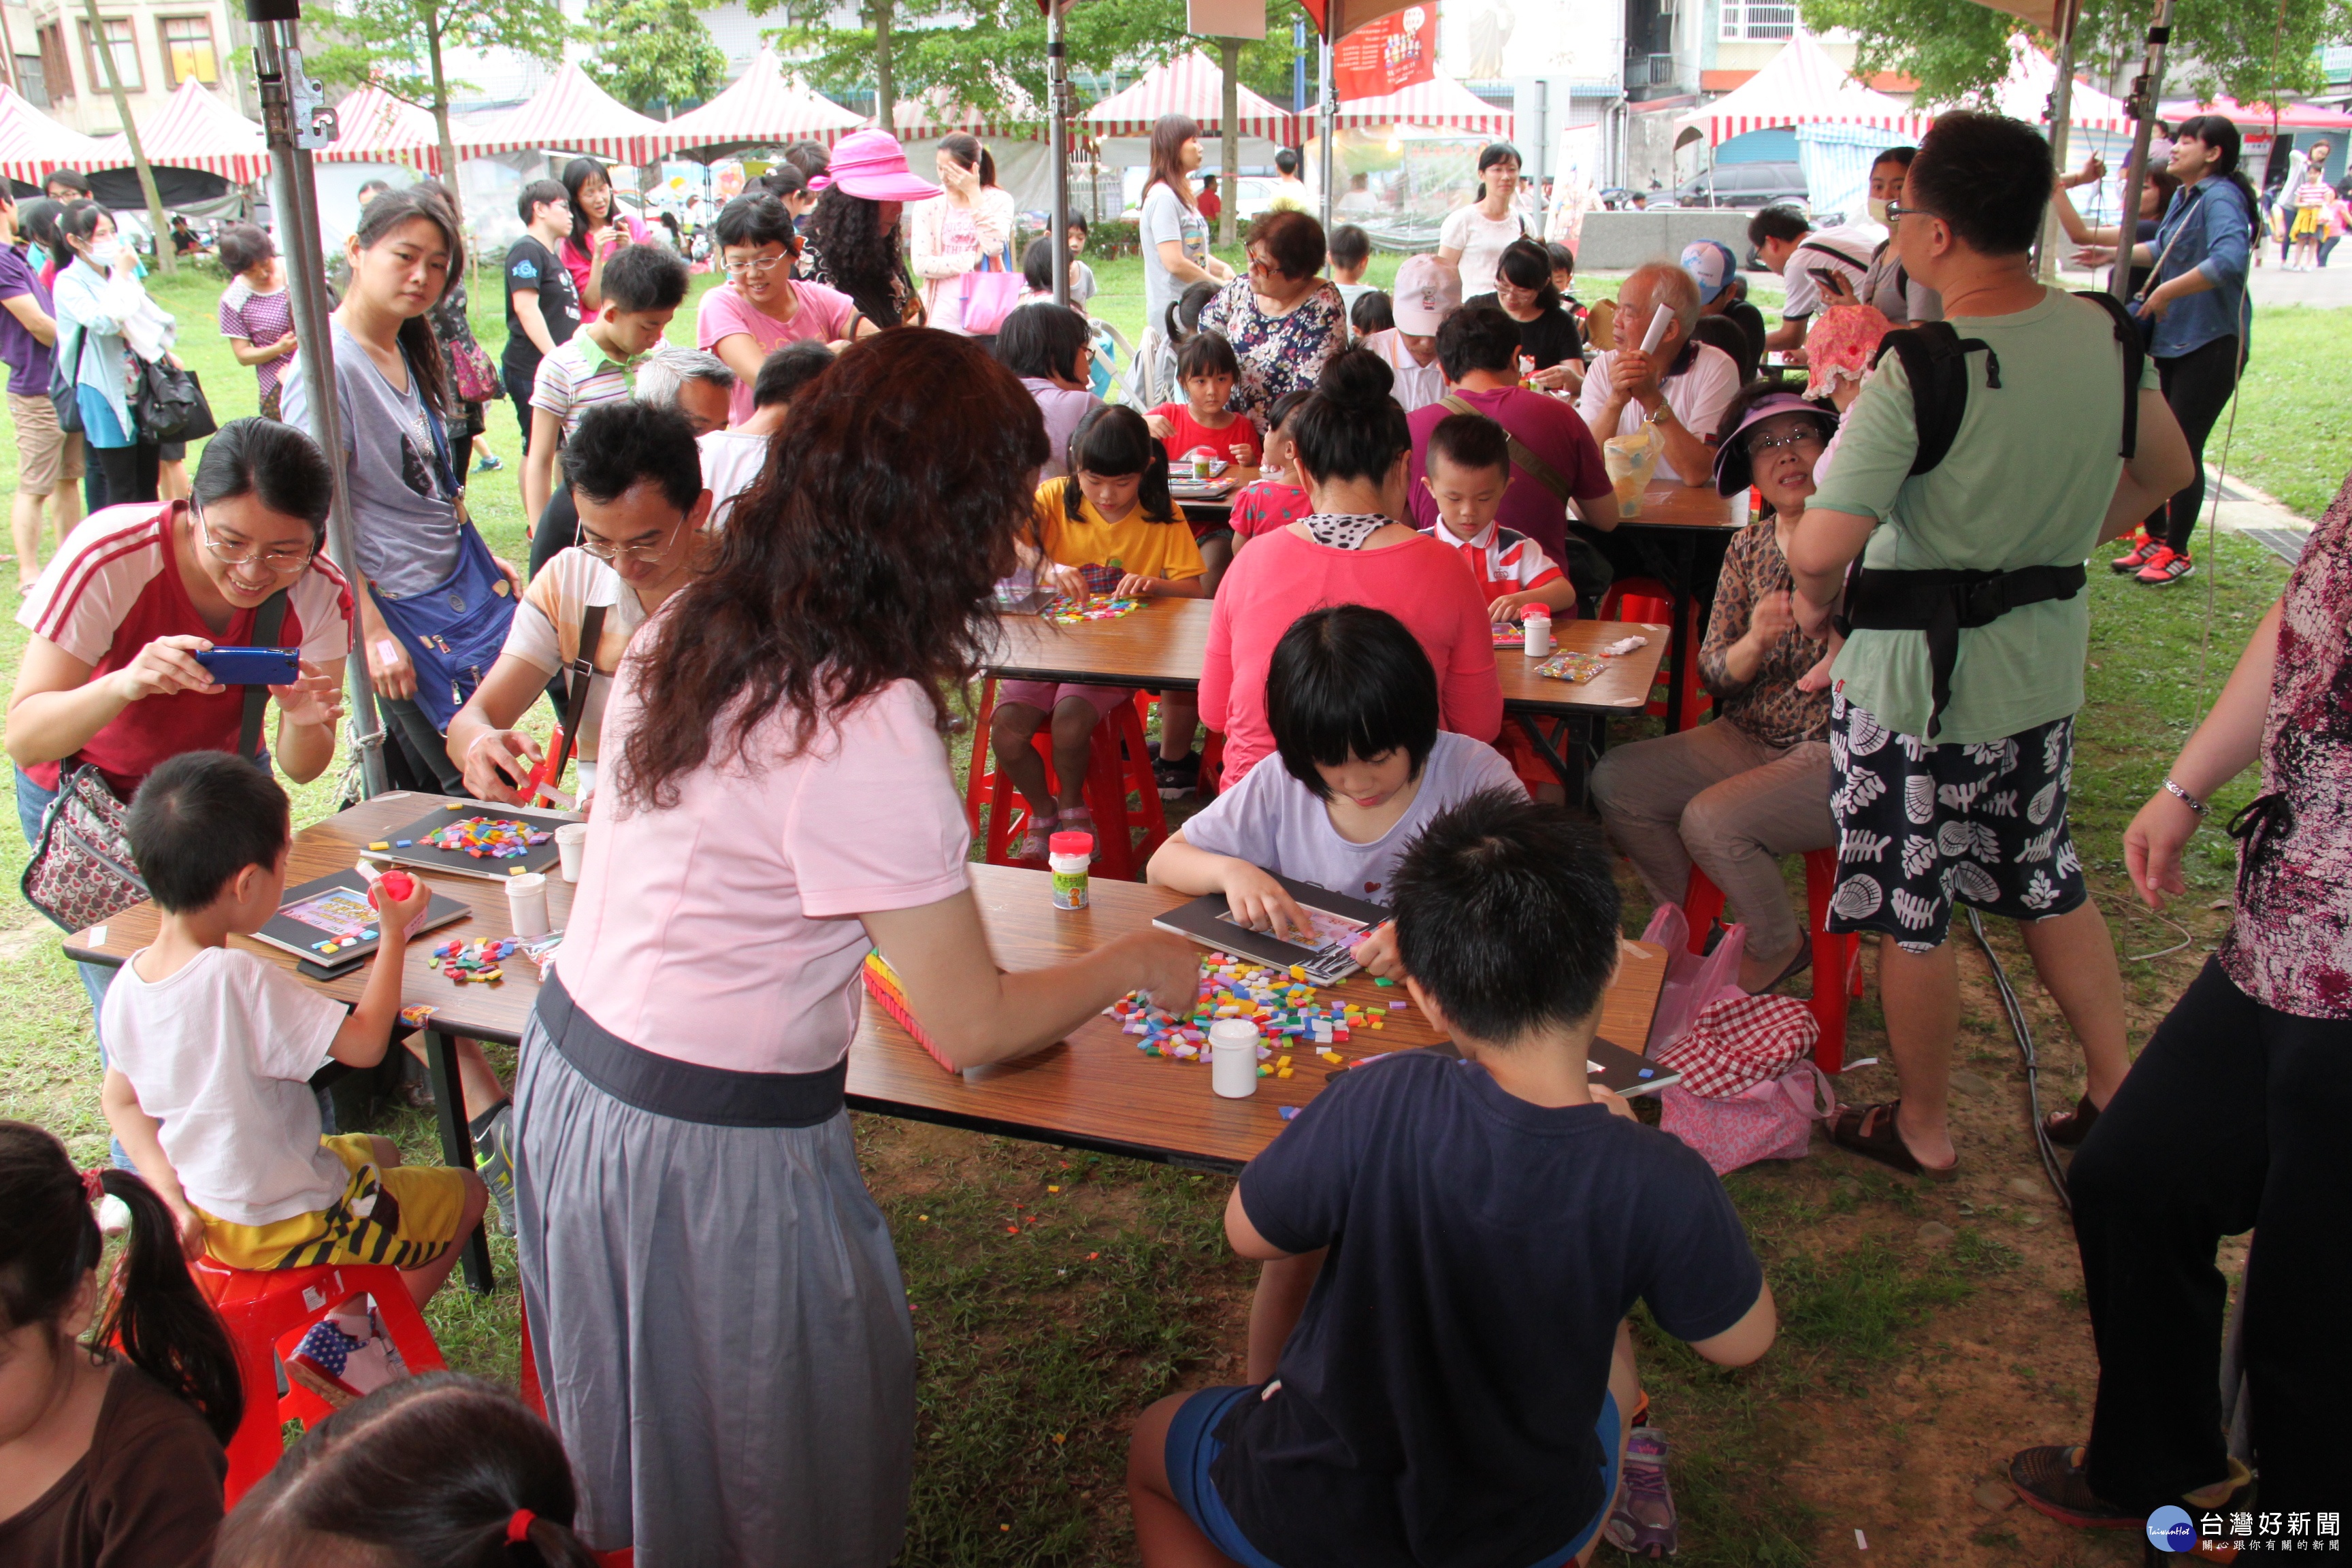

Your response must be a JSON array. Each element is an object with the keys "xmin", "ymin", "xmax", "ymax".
[
  {"xmin": 1049, "ymin": 0, "xmax": 1071, "ymax": 307},
  {"xmin": 2039, "ymin": 0, "xmax": 2080, "ymax": 280},
  {"xmin": 2108, "ymin": 0, "xmax": 2174, "ymax": 302},
  {"xmin": 248, "ymin": 0, "xmax": 389, "ymax": 798},
  {"xmin": 1317, "ymin": 33, "xmax": 1334, "ymax": 238}
]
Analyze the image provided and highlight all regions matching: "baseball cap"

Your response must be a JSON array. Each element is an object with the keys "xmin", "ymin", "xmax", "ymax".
[
  {"xmin": 1391, "ymin": 255, "xmax": 1462, "ymax": 336},
  {"xmin": 1680, "ymin": 239, "xmax": 1738, "ymax": 306}
]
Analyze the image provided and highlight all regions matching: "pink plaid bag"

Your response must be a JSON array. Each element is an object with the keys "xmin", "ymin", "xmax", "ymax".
[
  {"xmin": 1654, "ymin": 994, "xmax": 1818, "ymax": 1098},
  {"xmin": 1654, "ymin": 994, "xmax": 1835, "ymax": 1175}
]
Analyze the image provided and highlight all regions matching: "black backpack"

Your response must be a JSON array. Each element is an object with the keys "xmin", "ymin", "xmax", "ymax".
[{"xmin": 1872, "ymin": 289, "xmax": 2144, "ymax": 475}]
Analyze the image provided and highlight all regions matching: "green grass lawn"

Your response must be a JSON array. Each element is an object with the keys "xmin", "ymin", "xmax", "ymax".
[{"xmin": 0, "ymin": 254, "xmax": 2334, "ymax": 1564}]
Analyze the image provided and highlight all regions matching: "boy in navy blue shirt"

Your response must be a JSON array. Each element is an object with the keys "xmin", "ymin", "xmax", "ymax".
[{"xmin": 1128, "ymin": 791, "xmax": 1776, "ymax": 1567}]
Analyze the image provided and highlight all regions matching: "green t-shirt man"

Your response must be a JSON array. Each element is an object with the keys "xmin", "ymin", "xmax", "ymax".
[{"xmin": 1810, "ymin": 288, "xmax": 2160, "ymax": 745}]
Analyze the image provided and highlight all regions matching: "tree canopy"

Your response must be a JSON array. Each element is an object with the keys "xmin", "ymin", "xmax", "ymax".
[{"xmin": 583, "ymin": 0, "xmax": 728, "ymax": 116}]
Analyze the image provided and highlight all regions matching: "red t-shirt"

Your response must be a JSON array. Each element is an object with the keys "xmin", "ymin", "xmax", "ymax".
[
  {"xmin": 18, "ymin": 502, "xmax": 353, "ymax": 796},
  {"xmin": 1406, "ymin": 386, "xmax": 1613, "ymax": 567},
  {"xmin": 1200, "ymin": 527, "xmax": 1503, "ymax": 785},
  {"xmin": 1150, "ymin": 403, "xmax": 1262, "ymax": 470},
  {"xmin": 1198, "ymin": 191, "xmax": 1224, "ymax": 224}
]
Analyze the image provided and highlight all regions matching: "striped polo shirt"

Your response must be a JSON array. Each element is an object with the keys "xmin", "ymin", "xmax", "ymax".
[{"xmin": 529, "ymin": 330, "xmax": 645, "ymax": 438}]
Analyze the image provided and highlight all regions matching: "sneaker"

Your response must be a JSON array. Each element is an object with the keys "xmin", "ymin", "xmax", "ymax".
[
  {"xmin": 1153, "ymin": 751, "xmax": 1200, "ymax": 799},
  {"xmin": 475, "ymin": 1101, "xmax": 518, "ymax": 1237},
  {"xmin": 473, "ymin": 453, "xmax": 504, "ymax": 474},
  {"xmin": 1605, "ymin": 1425, "xmax": 1680, "ymax": 1558},
  {"xmin": 2136, "ymin": 546, "xmax": 2196, "ymax": 587},
  {"xmin": 2110, "ymin": 531, "xmax": 2159, "ymax": 573},
  {"xmin": 287, "ymin": 1316, "xmax": 409, "ymax": 1407}
]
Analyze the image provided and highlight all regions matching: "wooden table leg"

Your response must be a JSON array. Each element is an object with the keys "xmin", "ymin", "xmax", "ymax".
[
  {"xmin": 1515, "ymin": 713, "xmax": 1580, "ymax": 798},
  {"xmin": 424, "ymin": 1028, "xmax": 494, "ymax": 1295}
]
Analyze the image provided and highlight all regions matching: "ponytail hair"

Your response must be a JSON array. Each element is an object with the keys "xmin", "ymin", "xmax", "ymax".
[
  {"xmin": 0, "ymin": 1120, "xmax": 243, "ymax": 1445},
  {"xmin": 1164, "ymin": 278, "xmax": 1219, "ymax": 349},
  {"xmin": 348, "ymin": 182, "xmax": 463, "ymax": 418},
  {"xmin": 940, "ymin": 133, "xmax": 997, "ymax": 190},
  {"xmin": 2174, "ymin": 114, "xmax": 2262, "ymax": 242},
  {"xmin": 216, "ymin": 1373, "xmax": 601, "ymax": 1567}
]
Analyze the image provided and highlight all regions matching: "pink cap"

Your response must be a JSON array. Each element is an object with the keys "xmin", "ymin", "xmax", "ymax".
[
  {"xmin": 823, "ymin": 130, "xmax": 943, "ymax": 203},
  {"xmin": 1048, "ymin": 830, "xmax": 1094, "ymax": 857},
  {"xmin": 1391, "ymin": 254, "xmax": 1462, "ymax": 336}
]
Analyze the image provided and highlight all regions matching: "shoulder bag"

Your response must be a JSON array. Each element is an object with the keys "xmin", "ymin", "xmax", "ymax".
[
  {"xmin": 22, "ymin": 589, "xmax": 287, "ymax": 930},
  {"xmin": 132, "ymin": 356, "xmax": 217, "ymax": 444},
  {"xmin": 958, "ymin": 248, "xmax": 1026, "ymax": 338},
  {"xmin": 47, "ymin": 320, "xmax": 83, "ymax": 434}
]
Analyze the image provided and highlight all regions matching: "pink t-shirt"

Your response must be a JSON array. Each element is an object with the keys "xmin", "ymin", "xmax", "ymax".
[
  {"xmin": 1200, "ymin": 526, "xmax": 1504, "ymax": 785},
  {"xmin": 696, "ymin": 280, "xmax": 861, "ymax": 424},
  {"xmin": 557, "ymin": 666, "xmax": 971, "ymax": 1075}
]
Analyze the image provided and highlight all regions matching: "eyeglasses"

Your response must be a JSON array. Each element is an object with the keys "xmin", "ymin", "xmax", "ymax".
[
  {"xmin": 1881, "ymin": 199, "xmax": 1938, "ymax": 225},
  {"xmin": 577, "ymin": 520, "xmax": 681, "ymax": 564},
  {"xmin": 721, "ymin": 253, "xmax": 789, "ymax": 278},
  {"xmin": 1749, "ymin": 428, "xmax": 1825, "ymax": 454},
  {"xmin": 194, "ymin": 505, "xmax": 314, "ymax": 573}
]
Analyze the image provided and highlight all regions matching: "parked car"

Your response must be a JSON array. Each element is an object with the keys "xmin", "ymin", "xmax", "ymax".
[{"xmin": 1657, "ymin": 162, "xmax": 1810, "ymax": 211}]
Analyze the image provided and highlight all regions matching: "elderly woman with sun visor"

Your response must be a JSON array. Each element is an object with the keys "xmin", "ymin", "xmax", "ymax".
[{"xmin": 1590, "ymin": 387, "xmax": 1842, "ymax": 996}]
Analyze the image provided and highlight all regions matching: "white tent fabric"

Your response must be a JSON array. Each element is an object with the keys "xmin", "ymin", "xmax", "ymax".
[
  {"xmin": 93, "ymin": 81, "xmax": 269, "ymax": 183},
  {"xmin": 455, "ymin": 63, "xmax": 682, "ymax": 167},
  {"xmin": 662, "ymin": 50, "xmax": 864, "ymax": 154},
  {"xmin": 1303, "ymin": 73, "xmax": 1512, "ymax": 137},
  {"xmin": 1992, "ymin": 33, "xmax": 2129, "ymax": 131},
  {"xmin": 1679, "ymin": 31, "xmax": 1927, "ymax": 148},
  {"xmin": 1082, "ymin": 52, "xmax": 1296, "ymax": 142},
  {"xmin": 0, "ymin": 82, "xmax": 125, "ymax": 185},
  {"xmin": 892, "ymin": 85, "xmax": 1045, "ymax": 142},
  {"xmin": 317, "ymin": 86, "xmax": 442, "ymax": 171}
]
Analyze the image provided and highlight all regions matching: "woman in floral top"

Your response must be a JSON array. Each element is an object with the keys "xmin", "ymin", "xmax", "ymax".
[
  {"xmin": 1196, "ymin": 210, "xmax": 1346, "ymax": 434},
  {"xmin": 2008, "ymin": 466, "xmax": 2352, "ymax": 1535},
  {"xmin": 1590, "ymin": 388, "xmax": 1837, "ymax": 995}
]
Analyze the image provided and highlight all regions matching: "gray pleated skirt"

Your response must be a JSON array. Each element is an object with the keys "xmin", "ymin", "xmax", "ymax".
[{"xmin": 514, "ymin": 993, "xmax": 915, "ymax": 1566}]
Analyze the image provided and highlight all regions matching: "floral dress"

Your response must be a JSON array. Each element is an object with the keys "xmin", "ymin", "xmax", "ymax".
[
  {"xmin": 1198, "ymin": 278, "xmax": 1347, "ymax": 434},
  {"xmin": 2219, "ymin": 475, "xmax": 2352, "ymax": 1015}
]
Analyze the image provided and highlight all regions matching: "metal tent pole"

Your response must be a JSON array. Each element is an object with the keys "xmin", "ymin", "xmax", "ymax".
[
  {"xmin": 248, "ymin": 0, "xmax": 390, "ymax": 798},
  {"xmin": 1049, "ymin": 0, "xmax": 1071, "ymax": 307},
  {"xmin": 2040, "ymin": 1, "xmax": 2080, "ymax": 280},
  {"xmin": 2108, "ymin": 0, "xmax": 2174, "ymax": 301},
  {"xmin": 1318, "ymin": 34, "xmax": 1335, "ymax": 237}
]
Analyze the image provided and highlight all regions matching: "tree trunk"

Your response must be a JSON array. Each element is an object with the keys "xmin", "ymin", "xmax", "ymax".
[
  {"xmin": 79, "ymin": 0, "xmax": 173, "ymax": 275},
  {"xmin": 427, "ymin": 11, "xmax": 462, "ymax": 222},
  {"xmin": 1218, "ymin": 36, "xmax": 1240, "ymax": 249},
  {"xmin": 873, "ymin": 0, "xmax": 895, "ymax": 143}
]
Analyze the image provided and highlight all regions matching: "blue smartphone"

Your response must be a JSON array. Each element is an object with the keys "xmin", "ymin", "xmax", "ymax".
[{"xmin": 193, "ymin": 647, "xmax": 299, "ymax": 686}]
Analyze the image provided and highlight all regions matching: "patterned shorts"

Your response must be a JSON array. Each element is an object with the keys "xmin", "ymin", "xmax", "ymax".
[{"xmin": 1825, "ymin": 687, "xmax": 2087, "ymax": 951}]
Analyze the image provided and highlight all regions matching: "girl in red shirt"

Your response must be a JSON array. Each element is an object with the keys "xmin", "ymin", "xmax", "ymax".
[{"xmin": 1145, "ymin": 331, "xmax": 1261, "ymax": 472}]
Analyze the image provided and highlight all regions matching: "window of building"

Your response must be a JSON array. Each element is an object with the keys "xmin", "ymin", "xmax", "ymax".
[
  {"xmin": 159, "ymin": 15, "xmax": 216, "ymax": 86},
  {"xmin": 78, "ymin": 16, "xmax": 142, "ymax": 93},
  {"xmin": 1720, "ymin": 2, "xmax": 1797, "ymax": 40},
  {"xmin": 15, "ymin": 56, "xmax": 47, "ymax": 107},
  {"xmin": 37, "ymin": 23, "xmax": 72, "ymax": 101}
]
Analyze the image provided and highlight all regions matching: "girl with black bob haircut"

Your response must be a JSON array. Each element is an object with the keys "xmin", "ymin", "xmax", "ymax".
[
  {"xmin": 0, "ymin": 1120, "xmax": 243, "ymax": 1561},
  {"xmin": 994, "ymin": 300, "xmax": 1092, "ymax": 386},
  {"xmin": 1175, "ymin": 329, "xmax": 1240, "ymax": 383},
  {"xmin": 1350, "ymin": 288, "xmax": 1394, "ymax": 337},
  {"xmin": 1063, "ymin": 404, "xmax": 1175, "ymax": 524},
  {"xmin": 1268, "ymin": 603, "xmax": 1443, "ymax": 800},
  {"xmin": 215, "ymin": 1373, "xmax": 600, "ymax": 1567},
  {"xmin": 1022, "ymin": 235, "xmax": 1056, "ymax": 296}
]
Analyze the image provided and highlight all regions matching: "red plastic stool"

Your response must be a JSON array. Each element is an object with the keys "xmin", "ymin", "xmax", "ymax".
[
  {"xmin": 193, "ymin": 1258, "xmax": 447, "ymax": 1506},
  {"xmin": 962, "ymin": 676, "xmax": 1000, "ymax": 836},
  {"xmin": 1682, "ymin": 848, "xmax": 1862, "ymax": 1072},
  {"xmin": 981, "ymin": 698, "xmax": 1166, "ymax": 879},
  {"xmin": 1599, "ymin": 577, "xmax": 1710, "ymax": 731}
]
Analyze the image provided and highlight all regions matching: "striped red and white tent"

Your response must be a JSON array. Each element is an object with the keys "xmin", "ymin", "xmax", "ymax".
[
  {"xmin": 317, "ymin": 85, "xmax": 444, "ymax": 170},
  {"xmin": 1993, "ymin": 34, "xmax": 2127, "ymax": 131},
  {"xmin": 0, "ymin": 82, "xmax": 125, "ymax": 186},
  {"xmin": 663, "ymin": 50, "xmax": 864, "ymax": 154},
  {"xmin": 1082, "ymin": 52, "xmax": 1296, "ymax": 142},
  {"xmin": 893, "ymin": 84, "xmax": 1045, "ymax": 142},
  {"xmin": 1679, "ymin": 31, "xmax": 1926, "ymax": 148},
  {"xmin": 455, "ymin": 63, "xmax": 681, "ymax": 167},
  {"xmin": 1305, "ymin": 72, "xmax": 1512, "ymax": 136},
  {"xmin": 94, "ymin": 81, "xmax": 270, "ymax": 183}
]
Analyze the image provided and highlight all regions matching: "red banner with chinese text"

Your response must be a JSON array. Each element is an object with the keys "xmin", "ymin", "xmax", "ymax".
[{"xmin": 1332, "ymin": 5, "xmax": 1437, "ymax": 101}]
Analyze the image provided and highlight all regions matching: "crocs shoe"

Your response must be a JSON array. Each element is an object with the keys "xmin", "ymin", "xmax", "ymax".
[
  {"xmin": 287, "ymin": 1317, "xmax": 408, "ymax": 1408},
  {"xmin": 476, "ymin": 1101, "xmax": 519, "ymax": 1237},
  {"xmin": 2110, "ymin": 531, "xmax": 2159, "ymax": 573},
  {"xmin": 2136, "ymin": 546, "xmax": 2196, "ymax": 587},
  {"xmin": 1605, "ymin": 1424, "xmax": 1680, "ymax": 1558}
]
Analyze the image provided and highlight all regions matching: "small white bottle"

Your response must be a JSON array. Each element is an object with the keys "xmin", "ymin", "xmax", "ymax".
[
  {"xmin": 1523, "ymin": 608, "xmax": 1554, "ymax": 658},
  {"xmin": 1048, "ymin": 831, "xmax": 1093, "ymax": 910},
  {"xmin": 1209, "ymin": 1019, "xmax": 1261, "ymax": 1098}
]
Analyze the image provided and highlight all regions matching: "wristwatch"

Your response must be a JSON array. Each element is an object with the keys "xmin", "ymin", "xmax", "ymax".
[{"xmin": 1644, "ymin": 401, "xmax": 1673, "ymax": 427}]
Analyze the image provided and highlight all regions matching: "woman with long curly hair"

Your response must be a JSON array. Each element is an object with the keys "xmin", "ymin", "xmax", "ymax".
[
  {"xmin": 510, "ymin": 329, "xmax": 1198, "ymax": 1564},
  {"xmin": 796, "ymin": 130, "xmax": 938, "ymax": 333}
]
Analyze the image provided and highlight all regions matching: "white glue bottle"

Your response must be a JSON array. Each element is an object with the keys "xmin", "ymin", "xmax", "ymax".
[
  {"xmin": 1048, "ymin": 831, "xmax": 1093, "ymax": 910},
  {"xmin": 1523, "ymin": 607, "xmax": 1554, "ymax": 657},
  {"xmin": 1209, "ymin": 1019, "xmax": 1261, "ymax": 1098}
]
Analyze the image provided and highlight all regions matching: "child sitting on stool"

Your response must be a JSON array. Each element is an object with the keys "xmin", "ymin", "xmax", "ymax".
[
  {"xmin": 99, "ymin": 753, "xmax": 489, "ymax": 1408},
  {"xmin": 1128, "ymin": 791, "xmax": 1776, "ymax": 1568}
]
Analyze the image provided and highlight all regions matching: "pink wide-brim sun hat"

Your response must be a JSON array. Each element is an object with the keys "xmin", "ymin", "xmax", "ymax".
[{"xmin": 823, "ymin": 130, "xmax": 944, "ymax": 203}]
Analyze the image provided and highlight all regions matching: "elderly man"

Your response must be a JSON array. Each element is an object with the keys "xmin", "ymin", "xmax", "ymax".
[
  {"xmin": 1575, "ymin": 260, "xmax": 1743, "ymax": 486},
  {"xmin": 634, "ymin": 346, "xmax": 736, "ymax": 436}
]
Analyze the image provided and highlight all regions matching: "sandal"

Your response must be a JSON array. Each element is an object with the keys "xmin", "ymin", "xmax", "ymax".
[
  {"xmin": 1057, "ymin": 806, "xmax": 1100, "ymax": 863},
  {"xmin": 1745, "ymin": 941, "xmax": 1813, "ymax": 995},
  {"xmin": 1829, "ymin": 1100, "xmax": 1956, "ymax": 1179},
  {"xmin": 2044, "ymin": 1093, "xmax": 2102, "ymax": 1148},
  {"xmin": 1015, "ymin": 809, "xmax": 1057, "ymax": 862}
]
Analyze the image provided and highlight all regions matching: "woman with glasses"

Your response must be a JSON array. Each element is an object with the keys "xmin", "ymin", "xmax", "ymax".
[
  {"xmin": 6, "ymin": 416, "xmax": 350, "ymax": 1050},
  {"xmin": 1589, "ymin": 385, "xmax": 1842, "ymax": 996},
  {"xmin": 1463, "ymin": 235, "xmax": 1584, "ymax": 391},
  {"xmin": 446, "ymin": 401, "xmax": 708, "ymax": 804},
  {"xmin": 1196, "ymin": 210, "xmax": 1347, "ymax": 435},
  {"xmin": 697, "ymin": 194, "xmax": 870, "ymax": 427}
]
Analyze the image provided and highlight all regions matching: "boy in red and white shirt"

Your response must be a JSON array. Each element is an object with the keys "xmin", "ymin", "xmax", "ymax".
[{"xmin": 1416, "ymin": 411, "xmax": 1578, "ymax": 624}]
